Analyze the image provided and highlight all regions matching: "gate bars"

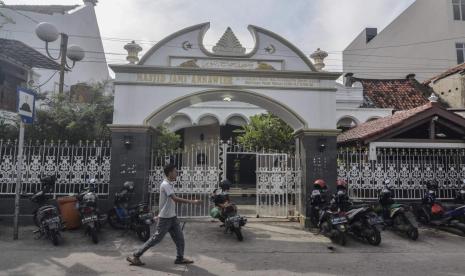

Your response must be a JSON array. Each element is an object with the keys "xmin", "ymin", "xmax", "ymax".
[
  {"xmin": 149, "ymin": 140, "xmax": 301, "ymax": 218},
  {"xmin": 0, "ymin": 140, "xmax": 111, "ymax": 197},
  {"xmin": 149, "ymin": 140, "xmax": 219, "ymax": 217},
  {"xmin": 337, "ymin": 147, "xmax": 465, "ymax": 200}
]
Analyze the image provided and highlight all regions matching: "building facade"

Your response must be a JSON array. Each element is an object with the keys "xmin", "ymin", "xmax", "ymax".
[
  {"xmin": 424, "ymin": 63, "xmax": 465, "ymax": 108},
  {"xmin": 343, "ymin": 0, "xmax": 465, "ymax": 82},
  {"xmin": 0, "ymin": 0, "xmax": 109, "ymax": 94}
]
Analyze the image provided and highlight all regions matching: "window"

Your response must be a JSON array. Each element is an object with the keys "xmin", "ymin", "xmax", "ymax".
[
  {"xmin": 457, "ymin": 43, "xmax": 465, "ymax": 64},
  {"xmin": 453, "ymin": 0, "xmax": 465, "ymax": 20}
]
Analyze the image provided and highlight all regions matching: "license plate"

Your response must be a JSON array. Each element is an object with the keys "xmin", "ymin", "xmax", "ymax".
[
  {"xmin": 139, "ymin": 212, "xmax": 154, "ymax": 220},
  {"xmin": 82, "ymin": 215, "xmax": 98, "ymax": 224},
  {"xmin": 331, "ymin": 217, "xmax": 348, "ymax": 225},
  {"xmin": 44, "ymin": 217, "xmax": 60, "ymax": 228}
]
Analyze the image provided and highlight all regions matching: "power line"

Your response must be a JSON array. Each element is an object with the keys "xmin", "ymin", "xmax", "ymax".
[{"xmin": 3, "ymin": 28, "xmax": 465, "ymax": 62}]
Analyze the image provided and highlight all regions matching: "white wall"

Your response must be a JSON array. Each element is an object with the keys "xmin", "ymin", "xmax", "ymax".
[
  {"xmin": 343, "ymin": 0, "xmax": 465, "ymax": 81},
  {"xmin": 429, "ymin": 74, "xmax": 465, "ymax": 108},
  {"xmin": 0, "ymin": 4, "xmax": 109, "ymax": 93}
]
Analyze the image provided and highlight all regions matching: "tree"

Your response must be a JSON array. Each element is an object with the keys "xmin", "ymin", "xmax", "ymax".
[
  {"xmin": 153, "ymin": 125, "xmax": 182, "ymax": 153},
  {"xmin": 237, "ymin": 113, "xmax": 294, "ymax": 152},
  {"xmin": 22, "ymin": 81, "xmax": 114, "ymax": 143}
]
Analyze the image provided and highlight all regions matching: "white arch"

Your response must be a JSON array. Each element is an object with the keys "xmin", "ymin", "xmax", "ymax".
[
  {"xmin": 196, "ymin": 113, "xmax": 220, "ymax": 126},
  {"xmin": 144, "ymin": 89, "xmax": 307, "ymax": 131},
  {"xmin": 225, "ymin": 113, "xmax": 250, "ymax": 126},
  {"xmin": 366, "ymin": 116, "xmax": 381, "ymax": 122},
  {"xmin": 166, "ymin": 113, "xmax": 193, "ymax": 132},
  {"xmin": 337, "ymin": 116, "xmax": 359, "ymax": 129}
]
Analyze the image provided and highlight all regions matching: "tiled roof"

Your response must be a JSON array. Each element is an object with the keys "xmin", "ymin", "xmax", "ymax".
[
  {"xmin": 423, "ymin": 63, "xmax": 465, "ymax": 85},
  {"xmin": 0, "ymin": 38, "xmax": 61, "ymax": 70},
  {"xmin": 354, "ymin": 77, "xmax": 431, "ymax": 110},
  {"xmin": 3, "ymin": 5, "xmax": 79, "ymax": 15},
  {"xmin": 337, "ymin": 102, "xmax": 435, "ymax": 144}
]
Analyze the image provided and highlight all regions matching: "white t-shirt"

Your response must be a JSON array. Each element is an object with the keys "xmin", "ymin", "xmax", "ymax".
[{"xmin": 159, "ymin": 179, "xmax": 176, "ymax": 218}]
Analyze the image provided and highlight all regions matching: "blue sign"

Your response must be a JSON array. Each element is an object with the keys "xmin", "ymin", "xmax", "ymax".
[{"xmin": 17, "ymin": 87, "xmax": 36, "ymax": 124}]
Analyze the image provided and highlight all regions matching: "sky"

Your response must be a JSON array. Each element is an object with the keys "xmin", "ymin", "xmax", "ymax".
[{"xmin": 4, "ymin": 0, "xmax": 416, "ymax": 72}]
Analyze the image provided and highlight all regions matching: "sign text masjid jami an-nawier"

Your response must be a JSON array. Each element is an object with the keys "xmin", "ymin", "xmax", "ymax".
[{"xmin": 135, "ymin": 73, "xmax": 321, "ymax": 89}]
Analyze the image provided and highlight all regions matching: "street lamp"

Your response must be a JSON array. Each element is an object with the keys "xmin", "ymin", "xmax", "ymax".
[{"xmin": 35, "ymin": 22, "xmax": 85, "ymax": 94}]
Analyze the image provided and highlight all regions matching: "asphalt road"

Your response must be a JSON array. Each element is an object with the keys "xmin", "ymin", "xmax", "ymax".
[{"xmin": 0, "ymin": 219, "xmax": 464, "ymax": 276}]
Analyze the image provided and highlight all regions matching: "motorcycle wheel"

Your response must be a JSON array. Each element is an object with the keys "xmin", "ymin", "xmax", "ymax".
[
  {"xmin": 233, "ymin": 227, "xmax": 243, "ymax": 241},
  {"xmin": 407, "ymin": 227, "xmax": 419, "ymax": 241},
  {"xmin": 366, "ymin": 227, "xmax": 381, "ymax": 246},
  {"xmin": 107, "ymin": 209, "xmax": 125, "ymax": 230},
  {"xmin": 339, "ymin": 231, "xmax": 347, "ymax": 246},
  {"xmin": 50, "ymin": 230, "xmax": 59, "ymax": 246},
  {"xmin": 136, "ymin": 224, "xmax": 150, "ymax": 242},
  {"xmin": 89, "ymin": 226, "xmax": 99, "ymax": 244}
]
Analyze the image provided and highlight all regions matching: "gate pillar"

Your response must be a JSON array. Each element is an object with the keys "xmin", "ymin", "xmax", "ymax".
[
  {"xmin": 109, "ymin": 125, "xmax": 158, "ymax": 204},
  {"xmin": 294, "ymin": 129, "xmax": 339, "ymax": 228}
]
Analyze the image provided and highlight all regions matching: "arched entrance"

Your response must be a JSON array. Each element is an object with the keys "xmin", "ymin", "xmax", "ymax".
[
  {"xmin": 109, "ymin": 23, "xmax": 341, "ymax": 225},
  {"xmin": 144, "ymin": 90, "xmax": 305, "ymax": 218}
]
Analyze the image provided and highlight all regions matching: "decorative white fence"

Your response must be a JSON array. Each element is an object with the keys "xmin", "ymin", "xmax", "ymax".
[
  {"xmin": 149, "ymin": 140, "xmax": 301, "ymax": 218},
  {"xmin": 256, "ymin": 153, "xmax": 301, "ymax": 218},
  {"xmin": 338, "ymin": 147, "xmax": 465, "ymax": 200},
  {"xmin": 149, "ymin": 141, "xmax": 219, "ymax": 217},
  {"xmin": 0, "ymin": 140, "xmax": 111, "ymax": 197}
]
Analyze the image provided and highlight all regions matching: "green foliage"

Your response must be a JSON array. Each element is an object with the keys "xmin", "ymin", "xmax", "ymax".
[
  {"xmin": 0, "ymin": 118, "xmax": 17, "ymax": 140},
  {"xmin": 153, "ymin": 125, "xmax": 182, "ymax": 153},
  {"xmin": 22, "ymin": 81, "xmax": 114, "ymax": 143},
  {"xmin": 237, "ymin": 113, "xmax": 294, "ymax": 152}
]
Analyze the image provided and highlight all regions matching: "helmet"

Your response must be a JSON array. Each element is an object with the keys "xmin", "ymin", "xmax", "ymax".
[
  {"xmin": 313, "ymin": 179, "xmax": 326, "ymax": 189},
  {"xmin": 220, "ymin": 180, "xmax": 231, "ymax": 191},
  {"xmin": 123, "ymin": 181, "xmax": 134, "ymax": 191},
  {"xmin": 336, "ymin": 179, "xmax": 347, "ymax": 190}
]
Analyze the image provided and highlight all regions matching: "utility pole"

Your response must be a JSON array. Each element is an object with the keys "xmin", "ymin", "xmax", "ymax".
[{"xmin": 13, "ymin": 121, "xmax": 25, "ymax": 240}]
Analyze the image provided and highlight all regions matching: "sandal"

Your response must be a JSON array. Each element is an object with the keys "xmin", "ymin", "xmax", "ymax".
[
  {"xmin": 174, "ymin": 257, "xmax": 194, "ymax": 264},
  {"xmin": 127, "ymin": 256, "xmax": 145, "ymax": 266}
]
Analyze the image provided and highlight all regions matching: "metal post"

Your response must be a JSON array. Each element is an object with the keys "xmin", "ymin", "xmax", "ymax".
[
  {"xmin": 58, "ymin": 33, "xmax": 68, "ymax": 95},
  {"xmin": 13, "ymin": 121, "xmax": 25, "ymax": 240}
]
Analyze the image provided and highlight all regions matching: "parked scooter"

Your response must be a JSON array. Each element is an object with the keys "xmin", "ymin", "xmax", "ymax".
[
  {"xmin": 29, "ymin": 176, "xmax": 63, "ymax": 246},
  {"xmin": 334, "ymin": 180, "xmax": 383, "ymax": 246},
  {"xmin": 376, "ymin": 180, "xmax": 419, "ymax": 240},
  {"xmin": 76, "ymin": 179, "xmax": 106, "ymax": 244},
  {"xmin": 107, "ymin": 181, "xmax": 154, "ymax": 241},
  {"xmin": 210, "ymin": 180, "xmax": 247, "ymax": 241},
  {"xmin": 414, "ymin": 181, "xmax": 465, "ymax": 234},
  {"xmin": 308, "ymin": 179, "xmax": 349, "ymax": 245}
]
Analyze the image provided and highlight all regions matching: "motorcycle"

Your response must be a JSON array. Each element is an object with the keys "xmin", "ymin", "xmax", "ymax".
[
  {"xmin": 319, "ymin": 208, "xmax": 349, "ymax": 245},
  {"xmin": 376, "ymin": 181, "xmax": 419, "ymax": 240},
  {"xmin": 76, "ymin": 179, "xmax": 106, "ymax": 244},
  {"xmin": 330, "ymin": 180, "xmax": 383, "ymax": 246},
  {"xmin": 107, "ymin": 181, "xmax": 154, "ymax": 241},
  {"xmin": 210, "ymin": 188, "xmax": 247, "ymax": 241},
  {"xmin": 29, "ymin": 176, "xmax": 63, "ymax": 246},
  {"xmin": 414, "ymin": 182, "xmax": 465, "ymax": 234}
]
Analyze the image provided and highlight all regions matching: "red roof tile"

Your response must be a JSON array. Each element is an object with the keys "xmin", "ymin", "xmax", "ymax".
[
  {"xmin": 355, "ymin": 78, "xmax": 430, "ymax": 110},
  {"xmin": 337, "ymin": 102, "xmax": 434, "ymax": 144},
  {"xmin": 423, "ymin": 63, "xmax": 465, "ymax": 85}
]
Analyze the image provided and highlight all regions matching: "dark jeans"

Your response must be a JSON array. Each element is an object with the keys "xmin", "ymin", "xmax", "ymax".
[{"xmin": 134, "ymin": 217, "xmax": 185, "ymax": 259}]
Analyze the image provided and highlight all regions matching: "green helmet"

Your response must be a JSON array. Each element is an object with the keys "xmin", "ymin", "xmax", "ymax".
[{"xmin": 210, "ymin": 207, "xmax": 221, "ymax": 218}]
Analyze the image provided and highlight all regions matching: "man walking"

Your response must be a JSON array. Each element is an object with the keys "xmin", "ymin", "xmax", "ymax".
[{"xmin": 127, "ymin": 164, "xmax": 201, "ymax": 266}]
